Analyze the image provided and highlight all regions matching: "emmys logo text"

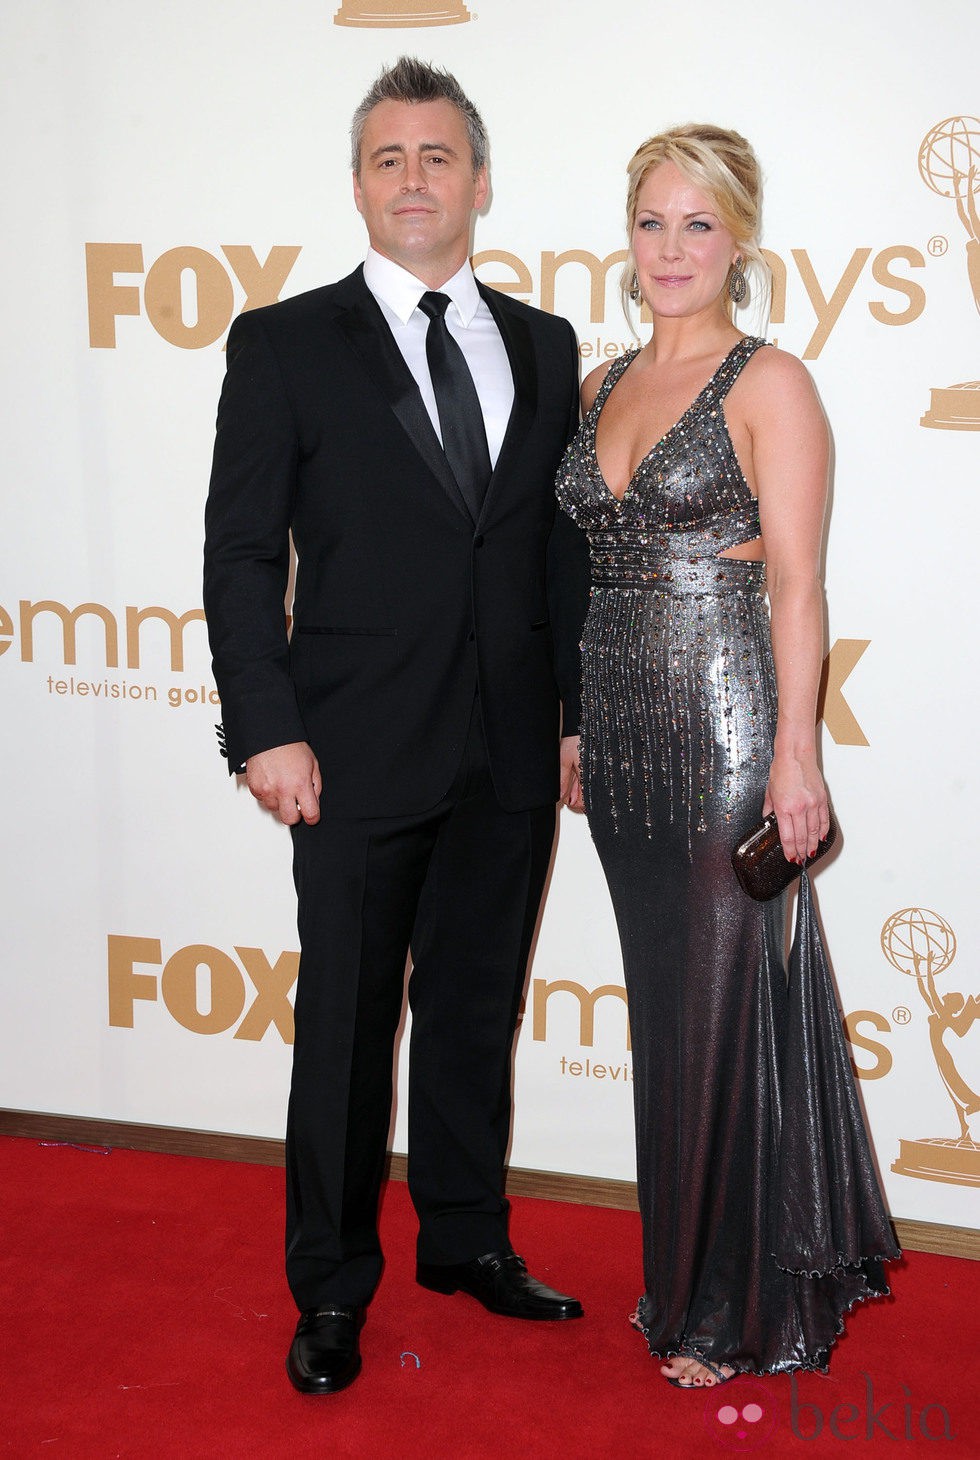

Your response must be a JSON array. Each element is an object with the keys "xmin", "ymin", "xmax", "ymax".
[
  {"xmin": 1, "ymin": 597, "xmax": 217, "ymax": 712},
  {"xmin": 529, "ymin": 977, "xmax": 629, "ymax": 1049},
  {"xmin": 85, "ymin": 240, "xmax": 927, "ymax": 360},
  {"xmin": 474, "ymin": 243, "xmax": 927, "ymax": 362},
  {"xmin": 531, "ymin": 972, "xmax": 907, "ymax": 1092},
  {"xmin": 526, "ymin": 977, "xmax": 634, "ymax": 1086},
  {"xmin": 3, "ymin": 597, "xmax": 206, "ymax": 670},
  {"xmin": 2, "ymin": 599, "xmax": 870, "ymax": 744}
]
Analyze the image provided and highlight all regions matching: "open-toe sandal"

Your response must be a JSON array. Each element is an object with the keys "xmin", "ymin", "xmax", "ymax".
[{"xmin": 665, "ymin": 1354, "xmax": 735, "ymax": 1389}]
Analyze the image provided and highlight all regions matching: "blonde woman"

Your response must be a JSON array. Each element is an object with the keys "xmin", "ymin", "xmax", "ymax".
[{"xmin": 556, "ymin": 126, "xmax": 898, "ymax": 1388}]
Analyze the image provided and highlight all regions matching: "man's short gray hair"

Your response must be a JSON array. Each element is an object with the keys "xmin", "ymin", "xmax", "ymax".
[{"xmin": 350, "ymin": 56, "xmax": 488, "ymax": 177}]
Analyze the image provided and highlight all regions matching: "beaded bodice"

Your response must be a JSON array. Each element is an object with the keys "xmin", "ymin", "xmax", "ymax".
[
  {"xmin": 558, "ymin": 337, "xmax": 774, "ymax": 847},
  {"xmin": 556, "ymin": 337, "xmax": 767, "ymax": 585}
]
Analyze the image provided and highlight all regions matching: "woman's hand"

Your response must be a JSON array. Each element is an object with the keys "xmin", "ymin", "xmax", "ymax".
[
  {"xmin": 560, "ymin": 735, "xmax": 584, "ymax": 811},
  {"xmin": 763, "ymin": 752, "xmax": 829, "ymax": 864}
]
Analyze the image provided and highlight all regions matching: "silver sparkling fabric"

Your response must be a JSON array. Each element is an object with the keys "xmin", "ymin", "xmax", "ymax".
[{"xmin": 556, "ymin": 339, "xmax": 898, "ymax": 1374}]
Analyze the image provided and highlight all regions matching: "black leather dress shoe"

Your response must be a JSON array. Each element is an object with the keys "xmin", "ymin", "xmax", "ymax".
[
  {"xmin": 416, "ymin": 1251, "xmax": 583, "ymax": 1320},
  {"xmin": 286, "ymin": 1305, "xmax": 365, "ymax": 1394}
]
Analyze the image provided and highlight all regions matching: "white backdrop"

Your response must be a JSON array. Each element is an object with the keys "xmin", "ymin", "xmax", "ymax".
[{"xmin": 2, "ymin": 0, "xmax": 978, "ymax": 1234}]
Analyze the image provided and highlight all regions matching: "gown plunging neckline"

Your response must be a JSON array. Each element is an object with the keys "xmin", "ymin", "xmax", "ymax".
[{"xmin": 593, "ymin": 339, "xmax": 747, "ymax": 504}]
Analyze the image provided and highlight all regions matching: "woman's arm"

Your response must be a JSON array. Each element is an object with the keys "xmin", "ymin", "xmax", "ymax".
[
  {"xmin": 745, "ymin": 348, "xmax": 831, "ymax": 863},
  {"xmin": 558, "ymin": 361, "xmax": 613, "ymax": 811}
]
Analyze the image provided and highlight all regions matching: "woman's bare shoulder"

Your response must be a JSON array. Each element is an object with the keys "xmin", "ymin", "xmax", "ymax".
[
  {"xmin": 742, "ymin": 341, "xmax": 818, "ymax": 401},
  {"xmin": 581, "ymin": 358, "xmax": 614, "ymax": 413}
]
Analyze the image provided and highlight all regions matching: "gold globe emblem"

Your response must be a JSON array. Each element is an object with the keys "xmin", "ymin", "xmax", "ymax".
[
  {"xmin": 918, "ymin": 115, "xmax": 980, "ymax": 430},
  {"xmin": 918, "ymin": 116, "xmax": 980, "ymax": 205},
  {"xmin": 882, "ymin": 906, "xmax": 980, "ymax": 1187},
  {"xmin": 880, "ymin": 906, "xmax": 957, "ymax": 979}
]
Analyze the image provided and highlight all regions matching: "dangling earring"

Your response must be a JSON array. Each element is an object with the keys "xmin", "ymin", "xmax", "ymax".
[
  {"xmin": 728, "ymin": 258, "xmax": 747, "ymax": 306},
  {"xmin": 628, "ymin": 271, "xmax": 641, "ymax": 303}
]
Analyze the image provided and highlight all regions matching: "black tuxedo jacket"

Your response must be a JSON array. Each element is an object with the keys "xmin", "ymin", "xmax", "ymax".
[{"xmin": 203, "ymin": 266, "xmax": 589, "ymax": 818}]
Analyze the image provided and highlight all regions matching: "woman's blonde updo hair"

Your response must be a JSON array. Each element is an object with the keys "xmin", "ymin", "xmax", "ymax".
[{"xmin": 621, "ymin": 123, "xmax": 767, "ymax": 322}]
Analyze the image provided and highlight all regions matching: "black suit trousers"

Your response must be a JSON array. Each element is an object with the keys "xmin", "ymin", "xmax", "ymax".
[{"xmin": 284, "ymin": 699, "xmax": 556, "ymax": 1310}]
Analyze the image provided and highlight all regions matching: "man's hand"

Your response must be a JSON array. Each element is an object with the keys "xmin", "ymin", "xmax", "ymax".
[
  {"xmin": 559, "ymin": 735, "xmax": 584, "ymax": 812},
  {"xmin": 245, "ymin": 742, "xmax": 322, "ymax": 825}
]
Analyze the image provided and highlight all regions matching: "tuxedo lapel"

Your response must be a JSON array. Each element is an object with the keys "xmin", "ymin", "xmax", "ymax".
[
  {"xmin": 477, "ymin": 284, "xmax": 537, "ymax": 524},
  {"xmin": 334, "ymin": 279, "xmax": 474, "ymax": 524}
]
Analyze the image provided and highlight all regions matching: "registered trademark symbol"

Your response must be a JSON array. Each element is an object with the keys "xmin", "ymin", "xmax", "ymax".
[
  {"xmin": 928, "ymin": 235, "xmax": 948, "ymax": 256},
  {"xmin": 892, "ymin": 1005, "xmax": 912, "ymax": 1025}
]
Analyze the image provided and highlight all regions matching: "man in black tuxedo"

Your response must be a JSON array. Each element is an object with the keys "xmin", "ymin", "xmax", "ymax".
[{"xmin": 204, "ymin": 57, "xmax": 589, "ymax": 1395}]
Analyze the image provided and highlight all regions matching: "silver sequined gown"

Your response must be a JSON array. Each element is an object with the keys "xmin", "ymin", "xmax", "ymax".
[{"xmin": 556, "ymin": 338, "xmax": 898, "ymax": 1374}]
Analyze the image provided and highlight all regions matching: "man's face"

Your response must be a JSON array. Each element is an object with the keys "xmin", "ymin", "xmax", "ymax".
[{"xmin": 353, "ymin": 99, "xmax": 488, "ymax": 287}]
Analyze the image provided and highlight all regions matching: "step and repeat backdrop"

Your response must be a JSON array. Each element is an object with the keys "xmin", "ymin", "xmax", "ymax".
[{"xmin": 2, "ymin": 1, "xmax": 978, "ymax": 1235}]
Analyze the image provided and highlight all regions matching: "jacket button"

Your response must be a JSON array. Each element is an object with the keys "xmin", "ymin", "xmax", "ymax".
[{"xmin": 473, "ymin": 534, "xmax": 484, "ymax": 548}]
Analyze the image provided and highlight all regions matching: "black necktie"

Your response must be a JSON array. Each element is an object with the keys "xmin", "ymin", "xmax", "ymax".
[{"xmin": 417, "ymin": 290, "xmax": 492, "ymax": 522}]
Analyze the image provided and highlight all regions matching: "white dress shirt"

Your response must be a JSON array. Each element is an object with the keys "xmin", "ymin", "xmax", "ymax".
[{"xmin": 363, "ymin": 248, "xmax": 515, "ymax": 468}]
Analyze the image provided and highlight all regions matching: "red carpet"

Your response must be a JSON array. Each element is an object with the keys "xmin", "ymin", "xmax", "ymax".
[{"xmin": 1, "ymin": 1135, "xmax": 977, "ymax": 1457}]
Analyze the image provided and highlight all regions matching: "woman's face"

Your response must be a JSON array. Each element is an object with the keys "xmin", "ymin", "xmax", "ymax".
[{"xmin": 632, "ymin": 161, "xmax": 739, "ymax": 321}]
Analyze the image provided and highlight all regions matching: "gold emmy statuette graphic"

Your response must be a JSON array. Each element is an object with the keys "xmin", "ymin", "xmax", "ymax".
[
  {"xmin": 919, "ymin": 116, "xmax": 980, "ymax": 430},
  {"xmin": 881, "ymin": 907, "xmax": 980, "ymax": 1187},
  {"xmin": 334, "ymin": 1, "xmax": 471, "ymax": 26}
]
